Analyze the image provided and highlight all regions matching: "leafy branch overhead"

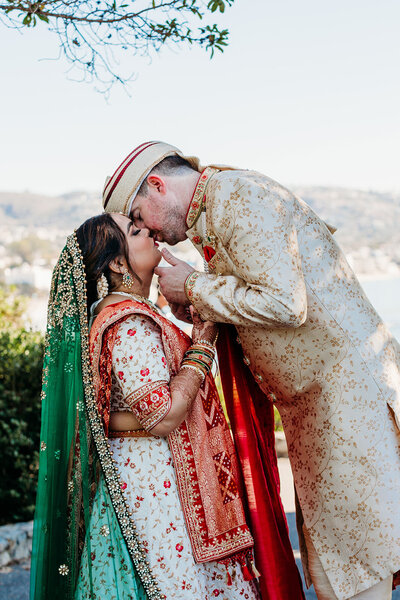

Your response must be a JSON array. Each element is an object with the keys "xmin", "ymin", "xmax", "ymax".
[{"xmin": 0, "ymin": 0, "xmax": 234, "ymax": 92}]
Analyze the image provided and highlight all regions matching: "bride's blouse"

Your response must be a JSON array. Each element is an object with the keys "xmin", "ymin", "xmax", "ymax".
[{"xmin": 110, "ymin": 315, "xmax": 172, "ymax": 431}]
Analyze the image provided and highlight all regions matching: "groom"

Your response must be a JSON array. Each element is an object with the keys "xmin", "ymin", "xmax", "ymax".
[{"xmin": 103, "ymin": 141, "xmax": 400, "ymax": 600}]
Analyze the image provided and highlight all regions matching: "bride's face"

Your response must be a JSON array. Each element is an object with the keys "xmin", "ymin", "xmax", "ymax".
[{"xmin": 111, "ymin": 213, "xmax": 162, "ymax": 279}]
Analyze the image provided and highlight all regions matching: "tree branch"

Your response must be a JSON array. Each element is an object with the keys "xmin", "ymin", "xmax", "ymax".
[{"xmin": 0, "ymin": 0, "xmax": 234, "ymax": 93}]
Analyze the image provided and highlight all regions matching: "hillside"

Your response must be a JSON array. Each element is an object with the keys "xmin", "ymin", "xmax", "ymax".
[
  {"xmin": 0, "ymin": 190, "xmax": 102, "ymax": 230},
  {"xmin": 1, "ymin": 186, "xmax": 399, "ymax": 278}
]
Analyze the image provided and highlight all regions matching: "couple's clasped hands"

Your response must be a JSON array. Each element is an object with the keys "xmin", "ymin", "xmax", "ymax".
[
  {"xmin": 155, "ymin": 248, "xmax": 216, "ymax": 341},
  {"xmin": 155, "ymin": 248, "xmax": 194, "ymax": 324}
]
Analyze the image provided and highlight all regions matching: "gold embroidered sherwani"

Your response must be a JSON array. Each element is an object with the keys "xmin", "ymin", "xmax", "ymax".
[{"xmin": 184, "ymin": 168, "xmax": 400, "ymax": 600}]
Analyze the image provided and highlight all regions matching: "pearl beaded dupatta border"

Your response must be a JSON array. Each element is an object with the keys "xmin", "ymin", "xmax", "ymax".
[{"xmin": 30, "ymin": 234, "xmax": 163, "ymax": 600}]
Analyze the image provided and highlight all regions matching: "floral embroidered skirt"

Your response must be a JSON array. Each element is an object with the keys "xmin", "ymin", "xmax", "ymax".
[{"xmin": 108, "ymin": 435, "xmax": 260, "ymax": 600}]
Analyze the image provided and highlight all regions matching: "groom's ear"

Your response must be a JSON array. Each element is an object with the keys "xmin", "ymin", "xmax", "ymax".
[{"xmin": 147, "ymin": 174, "xmax": 166, "ymax": 195}]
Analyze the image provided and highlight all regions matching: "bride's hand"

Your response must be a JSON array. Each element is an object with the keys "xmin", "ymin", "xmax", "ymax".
[
  {"xmin": 170, "ymin": 302, "xmax": 193, "ymax": 324},
  {"xmin": 190, "ymin": 306, "xmax": 218, "ymax": 345}
]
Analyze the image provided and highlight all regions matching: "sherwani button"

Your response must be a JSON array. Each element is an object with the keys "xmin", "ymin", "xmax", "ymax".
[
  {"xmin": 255, "ymin": 373, "xmax": 263, "ymax": 383},
  {"xmin": 243, "ymin": 356, "xmax": 250, "ymax": 366}
]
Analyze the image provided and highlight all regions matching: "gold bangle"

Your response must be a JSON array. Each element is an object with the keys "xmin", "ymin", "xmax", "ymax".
[
  {"xmin": 180, "ymin": 364, "xmax": 206, "ymax": 382},
  {"xmin": 196, "ymin": 335, "xmax": 218, "ymax": 348}
]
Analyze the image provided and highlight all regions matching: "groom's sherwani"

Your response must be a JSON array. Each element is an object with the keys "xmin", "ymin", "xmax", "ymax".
[{"xmin": 185, "ymin": 167, "xmax": 400, "ymax": 600}]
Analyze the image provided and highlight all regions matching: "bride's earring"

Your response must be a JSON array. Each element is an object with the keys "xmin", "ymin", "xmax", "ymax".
[
  {"xmin": 122, "ymin": 268, "xmax": 133, "ymax": 289},
  {"xmin": 97, "ymin": 273, "xmax": 109, "ymax": 299}
]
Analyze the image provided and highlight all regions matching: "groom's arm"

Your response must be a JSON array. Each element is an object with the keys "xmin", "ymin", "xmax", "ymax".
[{"xmin": 184, "ymin": 175, "xmax": 308, "ymax": 328}]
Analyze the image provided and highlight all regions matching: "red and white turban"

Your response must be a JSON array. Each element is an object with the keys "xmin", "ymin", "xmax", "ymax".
[{"xmin": 102, "ymin": 141, "xmax": 202, "ymax": 216}]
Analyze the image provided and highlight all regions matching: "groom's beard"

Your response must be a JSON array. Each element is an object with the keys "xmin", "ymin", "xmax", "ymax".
[{"xmin": 155, "ymin": 204, "xmax": 186, "ymax": 246}]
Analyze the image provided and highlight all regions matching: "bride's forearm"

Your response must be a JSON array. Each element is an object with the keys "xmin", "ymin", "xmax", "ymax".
[{"xmin": 150, "ymin": 367, "xmax": 203, "ymax": 436}]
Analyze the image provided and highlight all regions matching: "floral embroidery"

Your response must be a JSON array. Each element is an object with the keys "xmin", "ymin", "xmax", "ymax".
[
  {"xmin": 58, "ymin": 564, "xmax": 69, "ymax": 576},
  {"xmin": 129, "ymin": 384, "xmax": 171, "ymax": 431},
  {"xmin": 184, "ymin": 169, "xmax": 400, "ymax": 599},
  {"xmin": 106, "ymin": 435, "xmax": 259, "ymax": 599},
  {"xmin": 93, "ymin": 301, "xmax": 255, "ymax": 575},
  {"xmin": 100, "ymin": 525, "xmax": 110, "ymax": 537},
  {"xmin": 184, "ymin": 271, "xmax": 201, "ymax": 302},
  {"xmin": 186, "ymin": 167, "xmax": 220, "ymax": 229}
]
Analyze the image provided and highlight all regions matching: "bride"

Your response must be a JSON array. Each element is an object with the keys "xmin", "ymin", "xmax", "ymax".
[{"xmin": 30, "ymin": 213, "xmax": 261, "ymax": 600}]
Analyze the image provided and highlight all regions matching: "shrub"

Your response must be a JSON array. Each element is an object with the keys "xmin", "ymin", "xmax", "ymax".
[{"xmin": 0, "ymin": 288, "xmax": 44, "ymax": 524}]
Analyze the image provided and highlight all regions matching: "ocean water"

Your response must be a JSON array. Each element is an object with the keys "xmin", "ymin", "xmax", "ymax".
[{"xmin": 360, "ymin": 277, "xmax": 400, "ymax": 342}]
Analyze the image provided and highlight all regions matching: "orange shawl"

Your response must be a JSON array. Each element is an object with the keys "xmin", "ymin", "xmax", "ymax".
[{"xmin": 89, "ymin": 299, "xmax": 254, "ymax": 565}]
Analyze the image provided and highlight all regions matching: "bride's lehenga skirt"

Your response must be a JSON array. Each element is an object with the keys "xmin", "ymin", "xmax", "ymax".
[{"xmin": 76, "ymin": 435, "xmax": 261, "ymax": 600}]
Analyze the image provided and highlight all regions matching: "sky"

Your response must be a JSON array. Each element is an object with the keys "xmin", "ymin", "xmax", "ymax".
[{"xmin": 1, "ymin": 0, "xmax": 399, "ymax": 196}]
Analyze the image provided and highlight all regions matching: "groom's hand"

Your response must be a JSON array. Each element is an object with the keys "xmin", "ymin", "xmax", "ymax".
[{"xmin": 155, "ymin": 249, "xmax": 194, "ymax": 306}]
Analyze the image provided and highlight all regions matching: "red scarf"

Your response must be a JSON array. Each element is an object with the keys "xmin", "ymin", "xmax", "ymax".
[
  {"xmin": 90, "ymin": 300, "xmax": 254, "ymax": 565},
  {"xmin": 217, "ymin": 325, "xmax": 305, "ymax": 599}
]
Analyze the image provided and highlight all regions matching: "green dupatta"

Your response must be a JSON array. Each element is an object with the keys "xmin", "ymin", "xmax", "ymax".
[{"xmin": 30, "ymin": 234, "xmax": 163, "ymax": 600}]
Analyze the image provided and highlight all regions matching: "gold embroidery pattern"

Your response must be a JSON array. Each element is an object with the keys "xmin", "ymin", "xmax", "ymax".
[
  {"xmin": 125, "ymin": 380, "xmax": 169, "ymax": 410},
  {"xmin": 186, "ymin": 167, "xmax": 219, "ymax": 229},
  {"xmin": 184, "ymin": 169, "xmax": 400, "ymax": 599},
  {"xmin": 213, "ymin": 451, "xmax": 240, "ymax": 504},
  {"xmin": 67, "ymin": 234, "xmax": 164, "ymax": 600},
  {"xmin": 127, "ymin": 382, "xmax": 171, "ymax": 431},
  {"xmin": 184, "ymin": 271, "xmax": 201, "ymax": 303},
  {"xmin": 108, "ymin": 429, "xmax": 153, "ymax": 439}
]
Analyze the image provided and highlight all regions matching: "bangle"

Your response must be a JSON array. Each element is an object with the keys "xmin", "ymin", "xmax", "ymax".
[
  {"xmin": 182, "ymin": 357, "xmax": 212, "ymax": 371},
  {"xmin": 183, "ymin": 344, "xmax": 215, "ymax": 373},
  {"xmin": 185, "ymin": 343, "xmax": 215, "ymax": 357},
  {"xmin": 183, "ymin": 355, "xmax": 213, "ymax": 373},
  {"xmin": 180, "ymin": 363, "xmax": 206, "ymax": 382},
  {"xmin": 185, "ymin": 346, "xmax": 215, "ymax": 362},
  {"xmin": 196, "ymin": 332, "xmax": 219, "ymax": 347}
]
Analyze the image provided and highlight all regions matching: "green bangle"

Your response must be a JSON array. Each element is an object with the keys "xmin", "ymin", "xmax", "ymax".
[{"xmin": 182, "ymin": 357, "xmax": 211, "ymax": 371}]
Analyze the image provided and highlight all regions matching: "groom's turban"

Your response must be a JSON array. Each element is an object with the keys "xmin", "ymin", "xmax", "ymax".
[{"xmin": 102, "ymin": 141, "xmax": 202, "ymax": 216}]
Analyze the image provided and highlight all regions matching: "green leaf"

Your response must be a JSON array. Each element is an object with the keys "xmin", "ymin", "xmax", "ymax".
[
  {"xmin": 22, "ymin": 14, "xmax": 32, "ymax": 26},
  {"xmin": 37, "ymin": 13, "xmax": 49, "ymax": 23}
]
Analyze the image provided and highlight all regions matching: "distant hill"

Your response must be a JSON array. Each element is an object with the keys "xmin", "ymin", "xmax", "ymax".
[
  {"xmin": 0, "ymin": 191, "xmax": 102, "ymax": 230},
  {"xmin": 292, "ymin": 186, "xmax": 400, "ymax": 252},
  {"xmin": 1, "ymin": 186, "xmax": 399, "ymax": 253}
]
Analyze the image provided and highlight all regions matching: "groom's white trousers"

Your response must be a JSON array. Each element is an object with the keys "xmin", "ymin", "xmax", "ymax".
[{"xmin": 303, "ymin": 527, "xmax": 393, "ymax": 600}]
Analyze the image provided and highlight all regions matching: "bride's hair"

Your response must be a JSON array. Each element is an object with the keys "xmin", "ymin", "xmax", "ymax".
[{"xmin": 75, "ymin": 213, "xmax": 141, "ymax": 312}]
